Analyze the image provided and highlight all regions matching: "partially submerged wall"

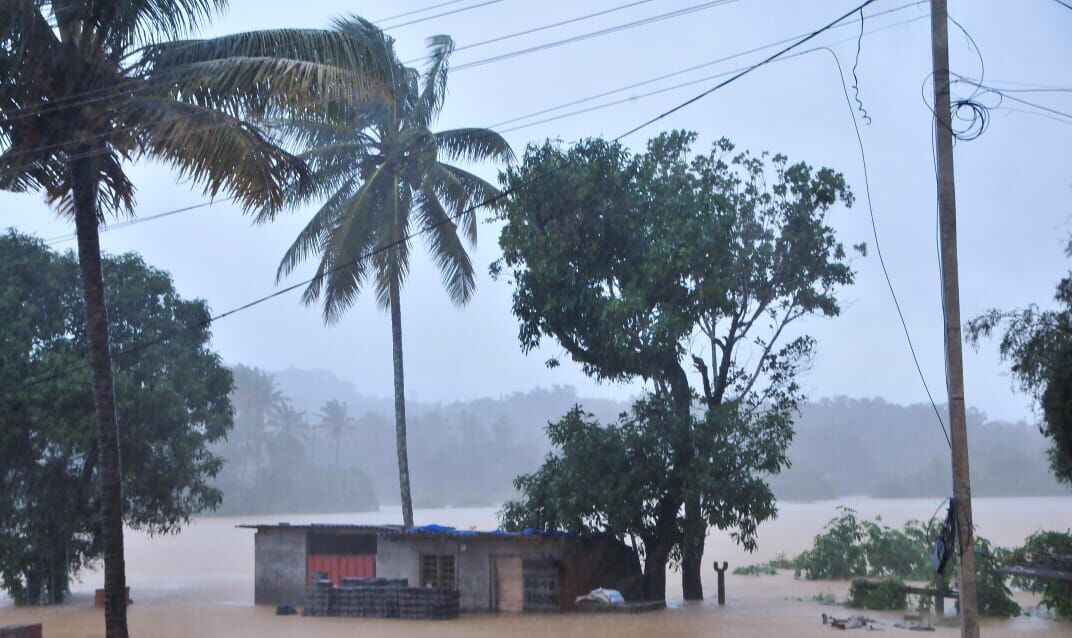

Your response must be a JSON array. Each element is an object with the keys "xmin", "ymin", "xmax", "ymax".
[
  {"xmin": 377, "ymin": 536, "xmax": 565, "ymax": 612},
  {"xmin": 254, "ymin": 526, "xmax": 307, "ymax": 605}
]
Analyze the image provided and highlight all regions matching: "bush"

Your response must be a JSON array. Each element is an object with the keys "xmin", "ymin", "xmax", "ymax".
[
  {"xmin": 1008, "ymin": 531, "xmax": 1070, "ymax": 617},
  {"xmin": 796, "ymin": 508, "xmax": 869, "ymax": 579},
  {"xmin": 848, "ymin": 578, "xmax": 907, "ymax": 610},
  {"xmin": 796, "ymin": 508, "xmax": 928, "ymax": 580},
  {"xmin": 974, "ymin": 539, "xmax": 1021, "ymax": 618},
  {"xmin": 733, "ymin": 553, "xmax": 796, "ymax": 576}
]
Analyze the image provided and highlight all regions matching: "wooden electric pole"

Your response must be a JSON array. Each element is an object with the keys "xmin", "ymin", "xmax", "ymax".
[{"xmin": 929, "ymin": 1, "xmax": 980, "ymax": 636}]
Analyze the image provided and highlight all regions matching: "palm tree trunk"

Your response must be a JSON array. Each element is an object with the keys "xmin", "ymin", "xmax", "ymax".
[
  {"xmin": 70, "ymin": 153, "xmax": 129, "ymax": 638},
  {"xmin": 389, "ymin": 277, "xmax": 414, "ymax": 528}
]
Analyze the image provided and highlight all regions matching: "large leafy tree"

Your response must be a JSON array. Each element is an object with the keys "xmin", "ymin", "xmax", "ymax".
[
  {"xmin": 0, "ymin": 3, "xmax": 385, "ymax": 633},
  {"xmin": 274, "ymin": 18, "xmax": 513, "ymax": 528},
  {"xmin": 0, "ymin": 232, "xmax": 232, "ymax": 605},
  {"xmin": 968, "ymin": 244, "xmax": 1072, "ymax": 485},
  {"xmin": 495, "ymin": 132, "xmax": 855, "ymax": 599}
]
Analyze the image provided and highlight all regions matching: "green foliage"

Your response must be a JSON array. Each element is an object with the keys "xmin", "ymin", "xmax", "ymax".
[
  {"xmin": 796, "ymin": 508, "xmax": 930, "ymax": 580},
  {"xmin": 499, "ymin": 393, "xmax": 789, "ymax": 598},
  {"xmin": 0, "ymin": 232, "xmax": 233, "ymax": 604},
  {"xmin": 967, "ymin": 242, "xmax": 1072, "ymax": 485},
  {"xmin": 495, "ymin": 132, "xmax": 855, "ymax": 596},
  {"xmin": 848, "ymin": 578, "xmax": 908, "ymax": 611},
  {"xmin": 1008, "ymin": 530, "xmax": 1072, "ymax": 617},
  {"xmin": 974, "ymin": 538, "xmax": 1021, "ymax": 618},
  {"xmin": 734, "ymin": 553, "xmax": 796, "ymax": 576}
]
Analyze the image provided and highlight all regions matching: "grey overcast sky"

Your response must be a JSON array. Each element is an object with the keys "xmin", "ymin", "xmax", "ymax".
[{"xmin": 5, "ymin": 0, "xmax": 1071, "ymax": 423}]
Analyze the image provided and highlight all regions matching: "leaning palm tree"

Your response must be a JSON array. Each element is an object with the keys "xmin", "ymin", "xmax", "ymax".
[
  {"xmin": 274, "ymin": 18, "xmax": 513, "ymax": 529},
  {"xmin": 0, "ymin": 4, "xmax": 386, "ymax": 636}
]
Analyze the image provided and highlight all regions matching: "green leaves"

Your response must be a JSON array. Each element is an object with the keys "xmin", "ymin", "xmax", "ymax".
[
  {"xmin": 0, "ymin": 232, "xmax": 233, "ymax": 600},
  {"xmin": 968, "ymin": 256, "xmax": 1072, "ymax": 485},
  {"xmin": 271, "ymin": 21, "xmax": 511, "ymax": 321}
]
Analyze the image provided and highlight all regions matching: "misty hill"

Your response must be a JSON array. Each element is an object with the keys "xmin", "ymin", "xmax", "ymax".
[
  {"xmin": 213, "ymin": 366, "xmax": 1068, "ymax": 515},
  {"xmin": 772, "ymin": 396, "xmax": 1068, "ymax": 500}
]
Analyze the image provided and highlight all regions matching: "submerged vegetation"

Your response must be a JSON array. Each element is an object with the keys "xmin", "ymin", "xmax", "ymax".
[{"xmin": 0, "ymin": 233, "xmax": 233, "ymax": 604}]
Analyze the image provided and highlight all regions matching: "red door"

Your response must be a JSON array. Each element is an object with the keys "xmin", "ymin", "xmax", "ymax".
[{"xmin": 307, "ymin": 554, "xmax": 375, "ymax": 585}]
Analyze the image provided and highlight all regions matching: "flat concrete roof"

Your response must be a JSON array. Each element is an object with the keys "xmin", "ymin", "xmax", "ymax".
[
  {"xmin": 237, "ymin": 523, "xmax": 580, "ymax": 543},
  {"xmin": 236, "ymin": 523, "xmax": 400, "ymax": 532}
]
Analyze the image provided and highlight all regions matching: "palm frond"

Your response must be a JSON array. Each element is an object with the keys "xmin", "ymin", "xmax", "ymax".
[
  {"xmin": 78, "ymin": 0, "xmax": 227, "ymax": 50},
  {"xmin": 427, "ymin": 162, "xmax": 503, "ymax": 242},
  {"xmin": 434, "ymin": 127, "xmax": 513, "ymax": 165},
  {"xmin": 410, "ymin": 34, "xmax": 452, "ymax": 127},
  {"xmin": 371, "ymin": 175, "xmax": 411, "ymax": 309},
  {"xmin": 123, "ymin": 96, "xmax": 309, "ymax": 215},
  {"xmin": 416, "ymin": 185, "xmax": 475, "ymax": 306},
  {"xmin": 276, "ymin": 175, "xmax": 358, "ymax": 282},
  {"xmin": 144, "ymin": 55, "xmax": 383, "ymax": 121},
  {"xmin": 316, "ymin": 179, "xmax": 388, "ymax": 322}
]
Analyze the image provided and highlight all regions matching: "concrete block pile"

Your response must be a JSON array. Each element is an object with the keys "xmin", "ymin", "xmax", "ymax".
[{"xmin": 303, "ymin": 577, "xmax": 459, "ymax": 620}]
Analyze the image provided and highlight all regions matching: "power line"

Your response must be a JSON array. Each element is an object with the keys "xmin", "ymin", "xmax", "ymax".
[
  {"xmin": 0, "ymin": 0, "xmax": 511, "ymax": 128},
  {"xmin": 452, "ymin": 0, "xmax": 741, "ymax": 71},
  {"xmin": 375, "ymin": 0, "xmax": 468, "ymax": 24},
  {"xmin": 0, "ymin": 0, "xmax": 746, "ymax": 168},
  {"xmin": 1052, "ymin": 0, "xmax": 1072, "ymax": 12},
  {"xmin": 819, "ymin": 45, "xmax": 952, "ymax": 448},
  {"xmin": 616, "ymin": 0, "xmax": 879, "ymax": 140},
  {"xmin": 488, "ymin": 1, "xmax": 924, "ymax": 130},
  {"xmin": 381, "ymin": 0, "xmax": 507, "ymax": 30},
  {"xmin": 496, "ymin": 12, "xmax": 929, "ymax": 134},
  {"xmin": 43, "ymin": 4, "xmax": 927, "ymax": 247},
  {"xmin": 6, "ymin": 0, "xmax": 883, "ymax": 395},
  {"xmin": 403, "ymin": 0, "xmax": 660, "ymax": 65}
]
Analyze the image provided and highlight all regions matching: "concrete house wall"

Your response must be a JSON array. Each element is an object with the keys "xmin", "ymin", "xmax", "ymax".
[
  {"xmin": 377, "ymin": 536, "xmax": 564, "ymax": 612},
  {"xmin": 253, "ymin": 526, "xmax": 306, "ymax": 605}
]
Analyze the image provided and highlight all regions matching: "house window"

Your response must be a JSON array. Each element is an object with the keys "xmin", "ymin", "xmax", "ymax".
[{"xmin": 420, "ymin": 554, "xmax": 456, "ymax": 589}]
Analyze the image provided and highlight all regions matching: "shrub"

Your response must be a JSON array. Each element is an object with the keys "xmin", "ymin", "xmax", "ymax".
[
  {"xmin": 848, "ymin": 578, "xmax": 907, "ymax": 610},
  {"xmin": 1008, "ymin": 531, "xmax": 1071, "ymax": 617},
  {"xmin": 796, "ymin": 508, "xmax": 928, "ymax": 580},
  {"xmin": 796, "ymin": 507, "xmax": 869, "ymax": 579},
  {"xmin": 974, "ymin": 539, "xmax": 1021, "ymax": 618},
  {"xmin": 733, "ymin": 553, "xmax": 796, "ymax": 576}
]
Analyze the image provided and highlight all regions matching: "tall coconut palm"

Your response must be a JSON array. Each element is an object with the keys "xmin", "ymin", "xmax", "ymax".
[
  {"xmin": 316, "ymin": 399, "xmax": 356, "ymax": 469},
  {"xmin": 274, "ymin": 19, "xmax": 513, "ymax": 529},
  {"xmin": 0, "ymin": 4, "xmax": 386, "ymax": 635}
]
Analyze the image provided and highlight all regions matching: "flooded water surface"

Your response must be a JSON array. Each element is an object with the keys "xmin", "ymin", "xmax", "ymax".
[{"xmin": 2, "ymin": 497, "xmax": 1069, "ymax": 637}]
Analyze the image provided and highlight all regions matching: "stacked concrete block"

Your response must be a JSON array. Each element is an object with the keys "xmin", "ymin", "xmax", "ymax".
[
  {"xmin": 302, "ymin": 578, "xmax": 335, "ymax": 616},
  {"xmin": 397, "ymin": 587, "xmax": 460, "ymax": 620},
  {"xmin": 302, "ymin": 579, "xmax": 458, "ymax": 620}
]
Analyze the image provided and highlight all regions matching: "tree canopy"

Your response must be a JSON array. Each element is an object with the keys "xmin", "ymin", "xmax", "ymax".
[
  {"xmin": 968, "ymin": 244, "xmax": 1072, "ymax": 485},
  {"xmin": 0, "ymin": 231, "xmax": 233, "ymax": 604},
  {"xmin": 495, "ymin": 131, "xmax": 856, "ymax": 599}
]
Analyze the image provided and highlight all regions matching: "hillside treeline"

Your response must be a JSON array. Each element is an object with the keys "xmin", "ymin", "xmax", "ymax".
[{"xmin": 213, "ymin": 367, "xmax": 1067, "ymax": 513}]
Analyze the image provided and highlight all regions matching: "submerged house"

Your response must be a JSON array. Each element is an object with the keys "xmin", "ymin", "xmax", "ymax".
[{"xmin": 242, "ymin": 522, "xmax": 642, "ymax": 613}]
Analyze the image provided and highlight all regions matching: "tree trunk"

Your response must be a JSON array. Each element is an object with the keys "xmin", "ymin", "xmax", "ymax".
[
  {"xmin": 71, "ymin": 153, "xmax": 129, "ymax": 638},
  {"xmin": 681, "ymin": 495, "xmax": 705, "ymax": 600},
  {"xmin": 665, "ymin": 364, "xmax": 705, "ymax": 600},
  {"xmin": 642, "ymin": 539, "xmax": 673, "ymax": 601},
  {"xmin": 389, "ymin": 277, "xmax": 414, "ymax": 528}
]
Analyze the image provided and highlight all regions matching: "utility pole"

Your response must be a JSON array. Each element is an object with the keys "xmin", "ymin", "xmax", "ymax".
[{"xmin": 930, "ymin": 1, "xmax": 979, "ymax": 636}]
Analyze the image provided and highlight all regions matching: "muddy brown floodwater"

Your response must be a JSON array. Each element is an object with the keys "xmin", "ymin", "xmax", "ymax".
[{"xmin": 2, "ymin": 497, "xmax": 1070, "ymax": 637}]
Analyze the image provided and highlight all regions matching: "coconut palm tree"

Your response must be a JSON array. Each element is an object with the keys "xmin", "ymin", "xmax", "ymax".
[
  {"xmin": 316, "ymin": 399, "xmax": 357, "ymax": 469},
  {"xmin": 274, "ymin": 19, "xmax": 513, "ymax": 529},
  {"xmin": 0, "ymin": 5, "xmax": 386, "ymax": 635}
]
